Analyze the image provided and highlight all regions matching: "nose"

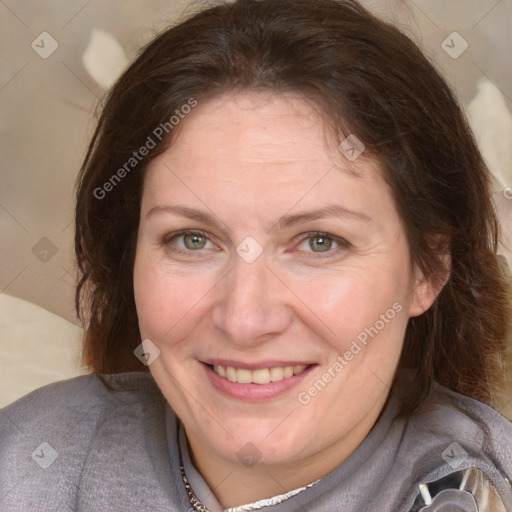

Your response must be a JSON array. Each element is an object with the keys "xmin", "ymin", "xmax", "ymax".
[{"xmin": 211, "ymin": 255, "xmax": 292, "ymax": 347}]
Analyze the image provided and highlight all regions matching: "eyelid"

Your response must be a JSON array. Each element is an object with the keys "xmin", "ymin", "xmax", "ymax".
[{"xmin": 163, "ymin": 229, "xmax": 209, "ymax": 243}]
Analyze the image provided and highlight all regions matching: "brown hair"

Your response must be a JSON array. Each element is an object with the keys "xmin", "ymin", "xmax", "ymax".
[{"xmin": 75, "ymin": 0, "xmax": 511, "ymax": 413}]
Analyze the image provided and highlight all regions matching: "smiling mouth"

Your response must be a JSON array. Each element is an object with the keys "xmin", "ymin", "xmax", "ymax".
[{"xmin": 211, "ymin": 364, "xmax": 309, "ymax": 384}]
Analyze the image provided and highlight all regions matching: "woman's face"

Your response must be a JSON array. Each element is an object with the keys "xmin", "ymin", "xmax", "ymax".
[{"xmin": 134, "ymin": 92, "xmax": 435, "ymax": 473}]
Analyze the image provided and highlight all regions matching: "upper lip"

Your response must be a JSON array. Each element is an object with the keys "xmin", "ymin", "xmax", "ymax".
[{"xmin": 203, "ymin": 359, "xmax": 316, "ymax": 370}]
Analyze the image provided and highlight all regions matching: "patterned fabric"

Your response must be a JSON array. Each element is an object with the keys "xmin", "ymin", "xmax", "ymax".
[{"xmin": 411, "ymin": 468, "xmax": 511, "ymax": 511}]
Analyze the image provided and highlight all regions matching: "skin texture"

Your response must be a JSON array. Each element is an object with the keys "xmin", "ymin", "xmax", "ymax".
[{"xmin": 133, "ymin": 91, "xmax": 440, "ymax": 507}]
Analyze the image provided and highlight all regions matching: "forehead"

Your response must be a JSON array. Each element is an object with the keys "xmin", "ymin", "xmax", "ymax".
[
  {"xmin": 147, "ymin": 91, "xmax": 374, "ymax": 178},
  {"xmin": 142, "ymin": 91, "xmax": 395, "ymax": 225},
  {"xmin": 173, "ymin": 92, "xmax": 331, "ymax": 163}
]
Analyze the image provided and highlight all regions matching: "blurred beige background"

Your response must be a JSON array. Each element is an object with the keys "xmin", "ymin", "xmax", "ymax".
[
  {"xmin": 1, "ymin": 0, "xmax": 512, "ymax": 408},
  {"xmin": 1, "ymin": 0, "xmax": 512, "ymax": 322},
  {"xmin": 0, "ymin": 0, "xmax": 201, "ymax": 323}
]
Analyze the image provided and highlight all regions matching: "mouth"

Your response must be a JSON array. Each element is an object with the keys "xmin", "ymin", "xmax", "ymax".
[{"xmin": 201, "ymin": 360, "xmax": 317, "ymax": 401}]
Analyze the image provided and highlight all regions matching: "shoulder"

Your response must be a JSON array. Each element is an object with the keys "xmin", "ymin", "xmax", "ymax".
[
  {"xmin": 0, "ymin": 372, "xmax": 176, "ymax": 511},
  {"xmin": 412, "ymin": 381, "xmax": 512, "ymax": 472},
  {"xmin": 3, "ymin": 370, "xmax": 156, "ymax": 402},
  {"xmin": 1, "ymin": 372, "xmax": 161, "ymax": 433}
]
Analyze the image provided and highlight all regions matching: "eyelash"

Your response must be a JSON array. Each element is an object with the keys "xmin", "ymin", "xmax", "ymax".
[{"xmin": 161, "ymin": 230, "xmax": 351, "ymax": 258}]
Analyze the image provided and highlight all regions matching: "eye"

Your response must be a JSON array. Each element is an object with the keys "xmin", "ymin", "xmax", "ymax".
[
  {"xmin": 163, "ymin": 230, "xmax": 216, "ymax": 254},
  {"xmin": 307, "ymin": 235, "xmax": 333, "ymax": 252},
  {"xmin": 295, "ymin": 232, "xmax": 349, "ymax": 256},
  {"xmin": 182, "ymin": 232, "xmax": 207, "ymax": 250}
]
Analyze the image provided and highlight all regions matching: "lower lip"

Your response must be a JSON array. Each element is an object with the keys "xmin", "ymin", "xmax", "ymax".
[{"xmin": 202, "ymin": 363, "xmax": 316, "ymax": 401}]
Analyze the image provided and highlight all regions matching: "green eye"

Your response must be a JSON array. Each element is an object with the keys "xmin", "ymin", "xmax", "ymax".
[
  {"xmin": 295, "ymin": 232, "xmax": 349, "ymax": 257},
  {"xmin": 309, "ymin": 236, "xmax": 333, "ymax": 252},
  {"xmin": 183, "ymin": 233, "xmax": 207, "ymax": 250}
]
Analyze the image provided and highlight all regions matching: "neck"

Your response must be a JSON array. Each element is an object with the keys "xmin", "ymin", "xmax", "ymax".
[{"xmin": 184, "ymin": 401, "xmax": 386, "ymax": 509}]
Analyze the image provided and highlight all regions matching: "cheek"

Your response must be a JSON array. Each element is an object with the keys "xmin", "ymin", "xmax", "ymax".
[
  {"xmin": 133, "ymin": 252, "xmax": 211, "ymax": 341},
  {"xmin": 299, "ymin": 263, "xmax": 409, "ymax": 353}
]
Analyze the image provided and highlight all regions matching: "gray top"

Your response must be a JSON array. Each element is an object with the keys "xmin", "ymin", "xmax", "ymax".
[{"xmin": 1, "ymin": 371, "xmax": 511, "ymax": 511}]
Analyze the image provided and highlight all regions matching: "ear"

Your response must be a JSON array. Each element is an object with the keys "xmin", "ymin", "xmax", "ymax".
[{"xmin": 408, "ymin": 255, "xmax": 451, "ymax": 318}]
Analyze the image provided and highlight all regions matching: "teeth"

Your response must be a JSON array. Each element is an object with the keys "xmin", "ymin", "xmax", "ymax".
[
  {"xmin": 226, "ymin": 366, "xmax": 237, "ymax": 382},
  {"xmin": 213, "ymin": 364, "xmax": 307, "ymax": 384},
  {"xmin": 270, "ymin": 367, "xmax": 284, "ymax": 382},
  {"xmin": 236, "ymin": 369, "xmax": 252, "ymax": 384},
  {"xmin": 252, "ymin": 368, "xmax": 270, "ymax": 384}
]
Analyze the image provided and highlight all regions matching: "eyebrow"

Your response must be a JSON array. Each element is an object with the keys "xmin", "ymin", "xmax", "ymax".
[
  {"xmin": 272, "ymin": 204, "xmax": 371, "ymax": 231},
  {"xmin": 146, "ymin": 205, "xmax": 224, "ymax": 229},
  {"xmin": 145, "ymin": 204, "xmax": 371, "ymax": 233}
]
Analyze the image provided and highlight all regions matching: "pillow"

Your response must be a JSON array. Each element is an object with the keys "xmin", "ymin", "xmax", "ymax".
[{"xmin": 0, "ymin": 293, "xmax": 87, "ymax": 407}]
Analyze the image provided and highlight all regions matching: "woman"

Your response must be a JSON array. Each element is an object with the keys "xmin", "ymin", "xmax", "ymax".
[{"xmin": 1, "ymin": 0, "xmax": 511, "ymax": 510}]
